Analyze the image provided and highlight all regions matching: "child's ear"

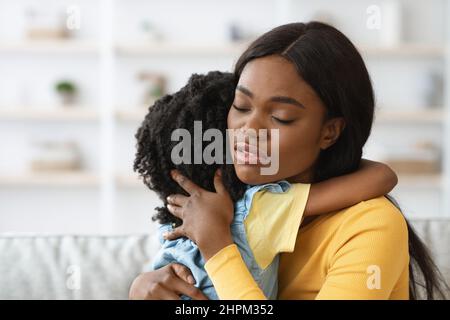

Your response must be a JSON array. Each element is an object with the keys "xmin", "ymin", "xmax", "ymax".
[{"xmin": 319, "ymin": 117, "xmax": 346, "ymax": 150}]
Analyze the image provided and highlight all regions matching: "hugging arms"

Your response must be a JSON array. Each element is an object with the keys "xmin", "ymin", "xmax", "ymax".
[
  {"xmin": 130, "ymin": 160, "xmax": 398, "ymax": 300},
  {"xmin": 130, "ymin": 69, "xmax": 400, "ymax": 299}
]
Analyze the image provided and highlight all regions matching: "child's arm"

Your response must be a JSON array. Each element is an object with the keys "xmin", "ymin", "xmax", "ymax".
[{"xmin": 305, "ymin": 159, "xmax": 398, "ymax": 216}]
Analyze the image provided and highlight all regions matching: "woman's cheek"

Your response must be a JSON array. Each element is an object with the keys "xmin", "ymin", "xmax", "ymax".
[
  {"xmin": 227, "ymin": 108, "xmax": 243, "ymax": 130},
  {"xmin": 226, "ymin": 109, "xmax": 235, "ymax": 129},
  {"xmin": 277, "ymin": 126, "xmax": 321, "ymax": 173}
]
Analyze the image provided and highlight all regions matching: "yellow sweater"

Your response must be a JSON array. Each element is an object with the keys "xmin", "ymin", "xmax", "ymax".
[{"xmin": 205, "ymin": 196, "xmax": 410, "ymax": 300}]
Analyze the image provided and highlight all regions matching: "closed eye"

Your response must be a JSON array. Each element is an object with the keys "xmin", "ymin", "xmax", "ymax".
[
  {"xmin": 232, "ymin": 104, "xmax": 250, "ymax": 112},
  {"xmin": 272, "ymin": 116, "xmax": 294, "ymax": 125}
]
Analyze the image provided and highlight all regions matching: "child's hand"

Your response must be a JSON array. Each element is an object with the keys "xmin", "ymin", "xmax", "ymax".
[{"xmin": 165, "ymin": 169, "xmax": 235, "ymax": 261}]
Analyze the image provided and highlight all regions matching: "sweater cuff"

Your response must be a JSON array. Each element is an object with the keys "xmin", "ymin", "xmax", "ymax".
[{"xmin": 204, "ymin": 244, "xmax": 266, "ymax": 300}]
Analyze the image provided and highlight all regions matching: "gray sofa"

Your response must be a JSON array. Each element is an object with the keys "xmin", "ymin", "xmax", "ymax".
[{"xmin": 0, "ymin": 219, "xmax": 449, "ymax": 300}]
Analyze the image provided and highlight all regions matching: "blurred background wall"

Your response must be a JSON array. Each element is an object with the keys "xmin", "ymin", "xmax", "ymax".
[{"xmin": 0, "ymin": 0, "xmax": 449, "ymax": 235}]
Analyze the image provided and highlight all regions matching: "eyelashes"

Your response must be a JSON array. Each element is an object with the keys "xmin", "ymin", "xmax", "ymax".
[
  {"xmin": 232, "ymin": 104, "xmax": 295, "ymax": 125},
  {"xmin": 272, "ymin": 117, "xmax": 294, "ymax": 124},
  {"xmin": 232, "ymin": 104, "xmax": 250, "ymax": 112}
]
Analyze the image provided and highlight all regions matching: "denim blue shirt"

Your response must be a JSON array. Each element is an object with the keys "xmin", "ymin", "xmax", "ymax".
[{"xmin": 152, "ymin": 180, "xmax": 292, "ymax": 300}]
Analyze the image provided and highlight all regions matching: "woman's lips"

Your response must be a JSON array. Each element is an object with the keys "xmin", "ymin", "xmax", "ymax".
[{"xmin": 234, "ymin": 142, "xmax": 269, "ymax": 165}]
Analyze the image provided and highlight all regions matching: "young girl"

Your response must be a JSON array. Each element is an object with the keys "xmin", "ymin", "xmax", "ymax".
[{"xmin": 134, "ymin": 71, "xmax": 398, "ymax": 300}]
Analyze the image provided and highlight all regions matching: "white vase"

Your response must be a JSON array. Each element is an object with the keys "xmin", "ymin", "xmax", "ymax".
[{"xmin": 59, "ymin": 92, "xmax": 76, "ymax": 106}]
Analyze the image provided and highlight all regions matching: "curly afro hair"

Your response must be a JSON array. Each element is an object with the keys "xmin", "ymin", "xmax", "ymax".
[{"xmin": 134, "ymin": 71, "xmax": 246, "ymax": 226}]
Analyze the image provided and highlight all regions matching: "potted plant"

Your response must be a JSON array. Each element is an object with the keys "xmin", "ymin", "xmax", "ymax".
[{"xmin": 55, "ymin": 80, "xmax": 77, "ymax": 106}]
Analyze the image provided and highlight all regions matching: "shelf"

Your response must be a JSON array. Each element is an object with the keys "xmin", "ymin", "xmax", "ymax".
[
  {"xmin": 116, "ymin": 109, "xmax": 148, "ymax": 122},
  {"xmin": 116, "ymin": 174, "xmax": 144, "ymax": 188},
  {"xmin": 397, "ymin": 174, "xmax": 442, "ymax": 188},
  {"xmin": 0, "ymin": 173, "xmax": 149, "ymax": 188},
  {"xmin": 359, "ymin": 44, "xmax": 445, "ymax": 58},
  {"xmin": 115, "ymin": 41, "xmax": 251, "ymax": 56},
  {"xmin": 115, "ymin": 41, "xmax": 445, "ymax": 58},
  {"xmin": 375, "ymin": 108, "xmax": 444, "ymax": 124},
  {"xmin": 0, "ymin": 40, "xmax": 442, "ymax": 58},
  {"xmin": 0, "ymin": 172, "xmax": 100, "ymax": 187},
  {"xmin": 0, "ymin": 40, "xmax": 99, "ymax": 54},
  {"xmin": 0, "ymin": 107, "xmax": 99, "ymax": 121}
]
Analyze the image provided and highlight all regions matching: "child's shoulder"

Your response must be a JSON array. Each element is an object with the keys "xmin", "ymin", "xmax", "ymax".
[
  {"xmin": 242, "ymin": 180, "xmax": 309, "ymax": 206},
  {"xmin": 245, "ymin": 180, "xmax": 305, "ymax": 195}
]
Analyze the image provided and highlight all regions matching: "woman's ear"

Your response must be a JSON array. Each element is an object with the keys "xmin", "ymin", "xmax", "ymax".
[{"xmin": 319, "ymin": 117, "xmax": 346, "ymax": 150}]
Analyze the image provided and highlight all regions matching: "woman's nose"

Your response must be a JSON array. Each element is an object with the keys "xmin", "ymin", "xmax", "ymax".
[
  {"xmin": 241, "ymin": 112, "xmax": 266, "ymax": 132},
  {"xmin": 237, "ymin": 114, "xmax": 272, "ymax": 145}
]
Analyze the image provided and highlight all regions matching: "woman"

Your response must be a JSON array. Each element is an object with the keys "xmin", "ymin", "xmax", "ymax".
[{"xmin": 129, "ymin": 22, "xmax": 447, "ymax": 300}]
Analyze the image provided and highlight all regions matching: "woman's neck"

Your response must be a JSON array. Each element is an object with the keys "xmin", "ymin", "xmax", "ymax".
[{"xmin": 286, "ymin": 167, "xmax": 315, "ymax": 184}]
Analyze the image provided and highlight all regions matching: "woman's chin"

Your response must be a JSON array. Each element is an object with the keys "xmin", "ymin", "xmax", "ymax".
[{"xmin": 234, "ymin": 163, "xmax": 277, "ymax": 185}]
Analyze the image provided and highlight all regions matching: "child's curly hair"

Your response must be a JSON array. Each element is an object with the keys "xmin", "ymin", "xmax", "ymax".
[{"xmin": 134, "ymin": 71, "xmax": 246, "ymax": 226}]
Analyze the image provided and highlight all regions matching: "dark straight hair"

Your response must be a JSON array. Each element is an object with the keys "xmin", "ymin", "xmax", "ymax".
[{"xmin": 234, "ymin": 21, "xmax": 448, "ymax": 299}]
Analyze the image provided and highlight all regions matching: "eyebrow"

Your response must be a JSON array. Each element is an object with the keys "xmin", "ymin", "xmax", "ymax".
[{"xmin": 236, "ymin": 85, "xmax": 306, "ymax": 109}]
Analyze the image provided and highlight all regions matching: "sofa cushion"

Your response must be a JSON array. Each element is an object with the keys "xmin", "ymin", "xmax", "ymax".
[
  {"xmin": 0, "ymin": 219, "xmax": 448, "ymax": 299},
  {"xmin": 0, "ymin": 234, "xmax": 159, "ymax": 299}
]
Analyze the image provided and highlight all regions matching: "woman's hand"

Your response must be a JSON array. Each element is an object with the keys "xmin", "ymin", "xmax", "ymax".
[
  {"xmin": 165, "ymin": 169, "xmax": 234, "ymax": 261},
  {"xmin": 129, "ymin": 263, "xmax": 208, "ymax": 300}
]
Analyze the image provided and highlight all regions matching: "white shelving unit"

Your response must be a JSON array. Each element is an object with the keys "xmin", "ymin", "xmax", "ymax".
[
  {"xmin": 0, "ymin": 107, "xmax": 99, "ymax": 121},
  {"xmin": 375, "ymin": 108, "xmax": 444, "ymax": 124},
  {"xmin": 359, "ymin": 43, "xmax": 445, "ymax": 57},
  {"xmin": 1, "ymin": 0, "xmax": 449, "ymax": 235},
  {"xmin": 115, "ymin": 41, "xmax": 250, "ymax": 56},
  {"xmin": 2, "ymin": 40, "xmax": 442, "ymax": 57},
  {"xmin": 0, "ymin": 40, "xmax": 99, "ymax": 54},
  {"xmin": 115, "ymin": 42, "xmax": 447, "ymax": 58},
  {"xmin": 0, "ymin": 172, "xmax": 100, "ymax": 187}
]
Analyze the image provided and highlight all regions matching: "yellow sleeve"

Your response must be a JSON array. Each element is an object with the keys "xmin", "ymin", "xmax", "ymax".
[
  {"xmin": 245, "ymin": 183, "xmax": 310, "ymax": 269},
  {"xmin": 315, "ymin": 200, "xmax": 409, "ymax": 300},
  {"xmin": 204, "ymin": 244, "xmax": 267, "ymax": 300}
]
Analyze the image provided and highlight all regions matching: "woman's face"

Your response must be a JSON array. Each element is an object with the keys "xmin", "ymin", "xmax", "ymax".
[{"xmin": 227, "ymin": 55, "xmax": 344, "ymax": 185}]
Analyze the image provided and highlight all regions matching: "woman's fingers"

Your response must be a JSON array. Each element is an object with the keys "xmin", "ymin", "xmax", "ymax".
[
  {"xmin": 168, "ymin": 264, "xmax": 208, "ymax": 300},
  {"xmin": 167, "ymin": 193, "xmax": 188, "ymax": 207},
  {"xmin": 163, "ymin": 226, "xmax": 185, "ymax": 240},
  {"xmin": 148, "ymin": 284, "xmax": 182, "ymax": 300},
  {"xmin": 128, "ymin": 264, "xmax": 208, "ymax": 300},
  {"xmin": 171, "ymin": 263, "xmax": 196, "ymax": 285},
  {"xmin": 129, "ymin": 270, "xmax": 181, "ymax": 300},
  {"xmin": 171, "ymin": 170, "xmax": 202, "ymax": 196},
  {"xmin": 168, "ymin": 277, "xmax": 209, "ymax": 300}
]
